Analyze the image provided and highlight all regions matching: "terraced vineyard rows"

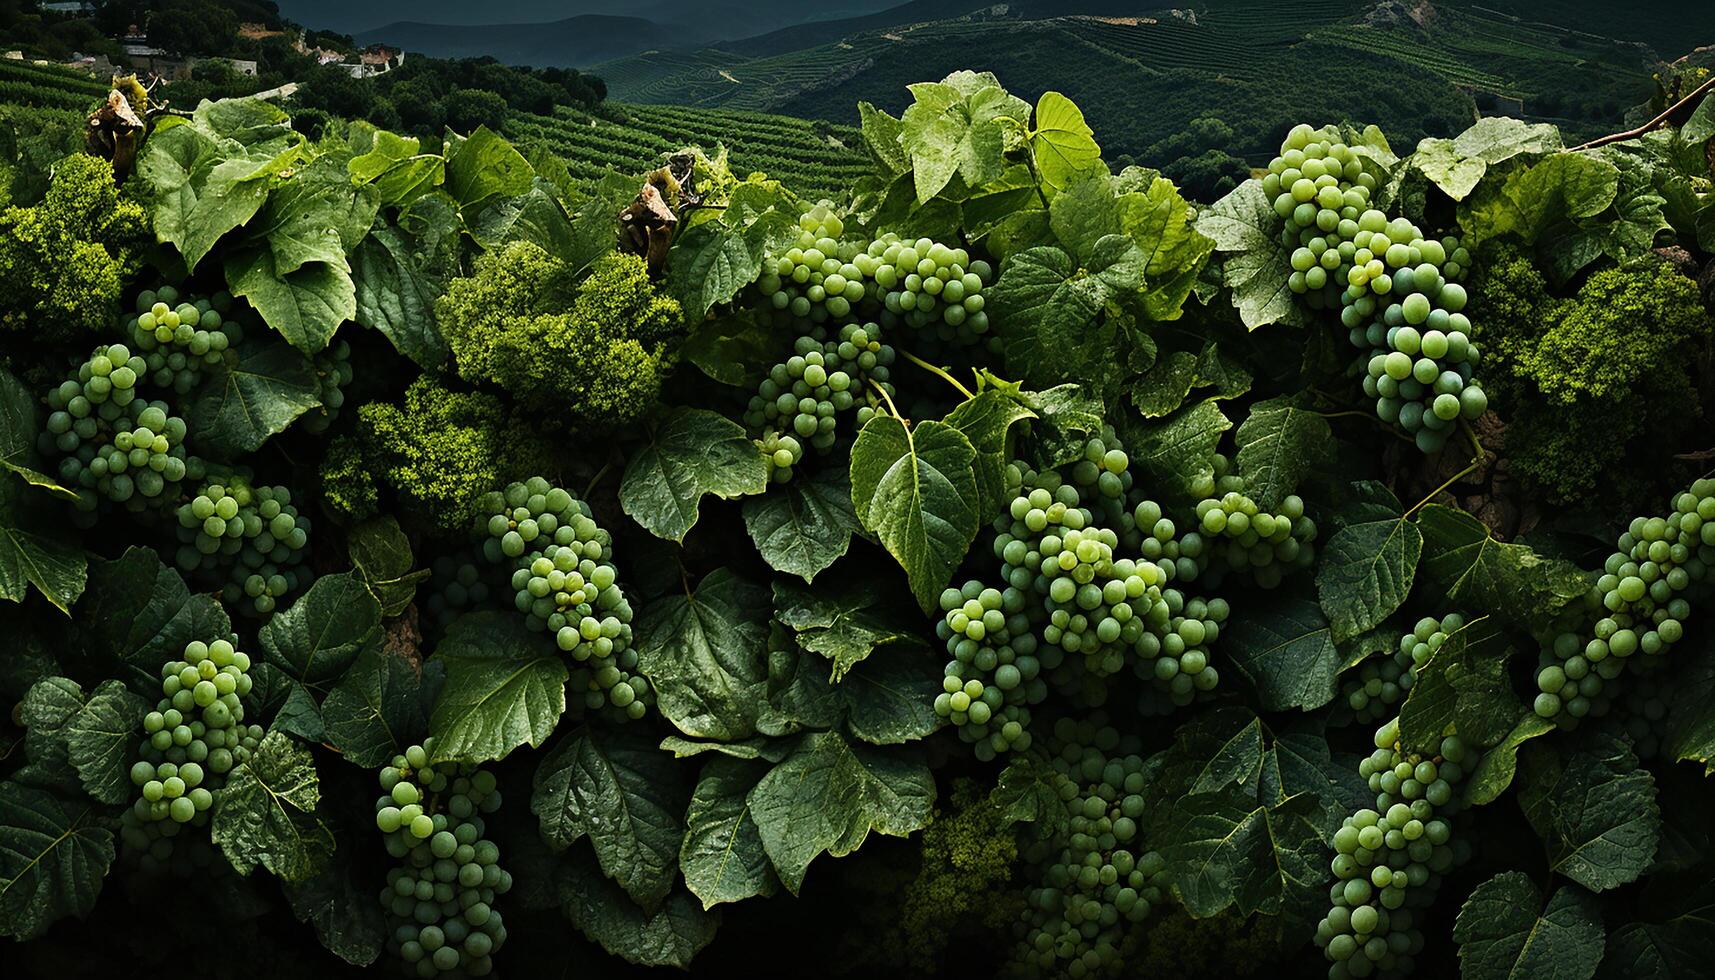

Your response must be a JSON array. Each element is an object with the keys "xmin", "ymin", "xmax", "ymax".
[
  {"xmin": 507, "ymin": 102, "xmax": 868, "ymax": 198},
  {"xmin": 0, "ymin": 58, "xmax": 107, "ymax": 110}
]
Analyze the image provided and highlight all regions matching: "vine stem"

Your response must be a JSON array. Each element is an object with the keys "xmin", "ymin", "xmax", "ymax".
[
  {"xmin": 1403, "ymin": 425, "xmax": 1488, "ymax": 520},
  {"xmin": 1568, "ymin": 74, "xmax": 1715, "ymax": 152},
  {"xmin": 584, "ymin": 461, "xmax": 613, "ymax": 500},
  {"xmin": 868, "ymin": 377, "xmax": 904, "ymax": 421},
  {"xmin": 899, "ymin": 348, "xmax": 976, "ymax": 400}
]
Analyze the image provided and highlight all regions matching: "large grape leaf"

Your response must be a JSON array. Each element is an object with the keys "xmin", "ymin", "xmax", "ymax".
[
  {"xmin": 190, "ymin": 338, "xmax": 322, "ymax": 458},
  {"xmin": 899, "ymin": 71, "xmax": 1028, "ymax": 202},
  {"xmin": 849, "ymin": 416, "xmax": 980, "ymax": 612},
  {"xmin": 133, "ymin": 122, "xmax": 301, "ymax": 272},
  {"xmin": 665, "ymin": 180, "xmax": 799, "ymax": 318},
  {"xmin": 1466, "ymin": 712, "xmax": 1556, "ymax": 806},
  {"xmin": 63, "ymin": 681, "xmax": 148, "ymax": 805},
  {"xmin": 1150, "ymin": 788, "xmax": 1325, "ymax": 924},
  {"xmin": 0, "ymin": 781, "xmax": 114, "ymax": 940},
  {"xmin": 1460, "ymin": 151, "xmax": 1620, "ymax": 249},
  {"xmin": 1233, "ymin": 393, "xmax": 1334, "ymax": 511},
  {"xmin": 556, "ymin": 844, "xmax": 720, "ymax": 969},
  {"xmin": 857, "ymin": 101, "xmax": 908, "ymax": 176},
  {"xmin": 746, "ymin": 731, "xmax": 934, "ymax": 894},
  {"xmin": 1196, "ymin": 178, "xmax": 1307, "ymax": 330},
  {"xmin": 0, "ymin": 480, "xmax": 86, "ymax": 615},
  {"xmin": 1119, "ymin": 398, "xmax": 1230, "ymax": 504},
  {"xmin": 223, "ymin": 247, "xmax": 356, "ymax": 355},
  {"xmin": 634, "ymin": 568, "xmax": 772, "ymax": 742},
  {"xmin": 443, "ymin": 125, "xmax": 533, "ymax": 212},
  {"xmin": 1221, "ymin": 598, "xmax": 1343, "ymax": 712},
  {"xmin": 1453, "ymin": 872, "xmax": 1603, "ymax": 980},
  {"xmin": 741, "ymin": 467, "xmax": 861, "ymax": 583},
  {"xmin": 212, "ymin": 730, "xmax": 334, "ymax": 882},
  {"xmin": 988, "ymin": 237, "xmax": 1144, "ymax": 388},
  {"xmin": 1146, "ymin": 708, "xmax": 1268, "ymax": 803},
  {"xmin": 345, "ymin": 515, "xmax": 429, "ymax": 619},
  {"xmin": 1316, "ymin": 482, "xmax": 1420, "ymax": 642},
  {"xmin": 77, "ymin": 548, "xmax": 228, "ymax": 691},
  {"xmin": 679, "ymin": 757, "xmax": 777, "ymax": 910},
  {"xmin": 1417, "ymin": 505, "xmax": 1592, "ymax": 631},
  {"xmin": 350, "ymin": 222, "xmax": 451, "ymax": 369},
  {"xmin": 320, "ymin": 645, "xmax": 425, "ymax": 768},
  {"xmin": 246, "ymin": 153, "xmax": 380, "ymax": 276},
  {"xmin": 1264, "ymin": 724, "xmax": 1375, "ymax": 835},
  {"xmin": 259, "ymin": 571, "xmax": 382, "ymax": 687},
  {"xmin": 1413, "ymin": 116, "xmax": 1563, "ymax": 201},
  {"xmin": 1029, "ymin": 91, "xmax": 1103, "ymax": 197},
  {"xmin": 1518, "ymin": 734, "xmax": 1659, "ymax": 892},
  {"xmin": 620, "ymin": 408, "xmax": 770, "ymax": 543},
  {"xmin": 772, "ymin": 577, "xmax": 928, "ymax": 681},
  {"xmin": 427, "ymin": 612, "xmax": 568, "ymax": 764},
  {"xmin": 943, "ymin": 390, "xmax": 1036, "ymax": 524},
  {"xmin": 531, "ymin": 726, "xmax": 689, "ymax": 909}
]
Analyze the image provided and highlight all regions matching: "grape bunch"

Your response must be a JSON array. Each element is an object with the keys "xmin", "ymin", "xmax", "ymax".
[
  {"xmin": 476, "ymin": 478, "xmax": 650, "ymax": 718},
  {"xmin": 1265, "ymin": 124, "xmax": 1489, "ymax": 453},
  {"xmin": 40, "ymin": 345, "xmax": 199, "ymax": 511},
  {"xmin": 1314, "ymin": 718, "xmax": 1473, "ymax": 980},
  {"xmin": 126, "ymin": 286, "xmax": 244, "ymax": 395},
  {"xmin": 934, "ymin": 579, "xmax": 1050, "ymax": 758},
  {"xmin": 121, "ymin": 638, "xmax": 262, "ymax": 870},
  {"xmin": 1011, "ymin": 719, "xmax": 1169, "ymax": 979},
  {"xmin": 174, "ymin": 477, "xmax": 313, "ymax": 616},
  {"xmin": 745, "ymin": 321, "xmax": 896, "ymax": 482},
  {"xmin": 753, "ymin": 203, "xmax": 993, "ymax": 345},
  {"xmin": 1533, "ymin": 478, "xmax": 1715, "ymax": 725},
  {"xmin": 1179, "ymin": 454, "xmax": 1318, "ymax": 588},
  {"xmin": 374, "ymin": 741, "xmax": 511, "ymax": 977},
  {"xmin": 302, "ymin": 337, "xmax": 354, "ymax": 434},
  {"xmin": 1341, "ymin": 615, "xmax": 1462, "ymax": 724},
  {"xmin": 422, "ymin": 552, "xmax": 498, "ymax": 630}
]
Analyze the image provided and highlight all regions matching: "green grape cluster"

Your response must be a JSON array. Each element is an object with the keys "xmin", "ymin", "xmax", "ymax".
[
  {"xmin": 374, "ymin": 741, "xmax": 511, "ymax": 977},
  {"xmin": 1265, "ymin": 123, "xmax": 1489, "ymax": 453},
  {"xmin": 126, "ymin": 286, "xmax": 244, "ymax": 395},
  {"xmin": 754, "ymin": 204, "xmax": 993, "ymax": 344},
  {"xmin": 41, "ymin": 345, "xmax": 199, "ymax": 511},
  {"xmin": 476, "ymin": 478, "xmax": 650, "ymax": 718},
  {"xmin": 745, "ymin": 321, "xmax": 895, "ymax": 482},
  {"xmin": 423, "ymin": 553, "xmax": 496, "ymax": 629},
  {"xmin": 1533, "ymin": 478, "xmax": 1715, "ymax": 724},
  {"xmin": 1314, "ymin": 718, "xmax": 1473, "ymax": 980},
  {"xmin": 302, "ymin": 337, "xmax": 354, "ymax": 434},
  {"xmin": 1341, "ymin": 615, "xmax": 1463, "ymax": 724},
  {"xmin": 1181, "ymin": 454, "xmax": 1317, "ymax": 588},
  {"xmin": 121, "ymin": 638, "xmax": 261, "ymax": 867},
  {"xmin": 174, "ymin": 477, "xmax": 312, "ymax": 616},
  {"xmin": 1011, "ymin": 719, "xmax": 1169, "ymax": 979},
  {"xmin": 935, "ymin": 431, "xmax": 1231, "ymax": 758}
]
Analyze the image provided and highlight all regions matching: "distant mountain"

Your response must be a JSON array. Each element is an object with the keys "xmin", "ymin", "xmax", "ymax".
[
  {"xmin": 714, "ymin": 1, "xmax": 1177, "ymax": 58},
  {"xmin": 286, "ymin": 0, "xmax": 901, "ymax": 40},
  {"xmin": 355, "ymin": 14, "xmax": 708, "ymax": 68}
]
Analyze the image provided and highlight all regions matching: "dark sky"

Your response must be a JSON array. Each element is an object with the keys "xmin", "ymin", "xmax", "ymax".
[{"xmin": 276, "ymin": 0, "xmax": 900, "ymax": 36}]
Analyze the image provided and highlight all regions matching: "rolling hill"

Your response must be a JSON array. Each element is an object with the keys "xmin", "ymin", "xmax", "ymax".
[{"xmin": 355, "ymin": 14, "xmax": 706, "ymax": 68}]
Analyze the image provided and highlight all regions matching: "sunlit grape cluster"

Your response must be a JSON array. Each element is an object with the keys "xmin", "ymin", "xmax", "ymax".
[
  {"xmin": 1011, "ymin": 719, "xmax": 1169, "ymax": 979},
  {"xmin": 745, "ymin": 321, "xmax": 895, "ymax": 482},
  {"xmin": 174, "ymin": 477, "xmax": 313, "ymax": 616},
  {"xmin": 1533, "ymin": 478, "xmax": 1715, "ymax": 725},
  {"xmin": 41, "ymin": 344, "xmax": 199, "ymax": 511},
  {"xmin": 935, "ymin": 579, "xmax": 1048, "ymax": 757},
  {"xmin": 375, "ymin": 741, "xmax": 511, "ymax": 977},
  {"xmin": 121, "ymin": 638, "xmax": 262, "ymax": 869},
  {"xmin": 477, "ymin": 478, "xmax": 650, "ymax": 718},
  {"xmin": 1315, "ymin": 718, "xmax": 1473, "ymax": 980},
  {"xmin": 754, "ymin": 203, "xmax": 993, "ymax": 345},
  {"xmin": 1266, "ymin": 123, "xmax": 1489, "ymax": 453},
  {"xmin": 126, "ymin": 285, "xmax": 244, "ymax": 395}
]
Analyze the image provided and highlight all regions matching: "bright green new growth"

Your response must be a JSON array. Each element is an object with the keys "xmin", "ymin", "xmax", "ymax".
[
  {"xmin": 436, "ymin": 243, "xmax": 683, "ymax": 426},
  {"xmin": 1473, "ymin": 247, "xmax": 1709, "ymax": 506},
  {"xmin": 323, "ymin": 374, "xmax": 551, "ymax": 533},
  {"xmin": 0, "ymin": 153, "xmax": 147, "ymax": 337}
]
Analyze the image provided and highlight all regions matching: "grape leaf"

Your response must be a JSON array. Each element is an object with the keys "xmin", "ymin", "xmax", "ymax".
[
  {"xmin": 1466, "ymin": 712, "xmax": 1556, "ymax": 806},
  {"xmin": 899, "ymin": 71, "xmax": 1028, "ymax": 202},
  {"xmin": 1460, "ymin": 151, "xmax": 1620, "ymax": 249},
  {"xmin": 443, "ymin": 125, "xmax": 533, "ymax": 212},
  {"xmin": 772, "ymin": 577, "xmax": 928, "ymax": 681},
  {"xmin": 0, "ymin": 481, "xmax": 86, "ymax": 615},
  {"xmin": 1598, "ymin": 878, "xmax": 1715, "ymax": 980},
  {"xmin": 0, "ymin": 368, "xmax": 75, "ymax": 501},
  {"xmin": 1234, "ymin": 393, "xmax": 1334, "ymax": 511},
  {"xmin": 1221, "ymin": 597, "xmax": 1343, "ymax": 712},
  {"xmin": 189, "ymin": 338, "xmax": 322, "ymax": 458},
  {"xmin": 634, "ymin": 568, "xmax": 772, "ymax": 742},
  {"xmin": 741, "ymin": 466, "xmax": 861, "ymax": 584},
  {"xmin": 77, "ymin": 548, "xmax": 228, "ymax": 691},
  {"xmin": 1119, "ymin": 398, "xmax": 1231, "ymax": 504},
  {"xmin": 63, "ymin": 681, "xmax": 148, "ymax": 805},
  {"xmin": 620, "ymin": 408, "xmax": 771, "ymax": 543},
  {"xmin": 746, "ymin": 731, "xmax": 934, "ymax": 894},
  {"xmin": 427, "ymin": 612, "xmax": 568, "ymax": 764},
  {"xmin": 259, "ymin": 571, "xmax": 382, "ymax": 687},
  {"xmin": 1398, "ymin": 615, "xmax": 1518, "ymax": 752},
  {"xmin": 988, "ymin": 237, "xmax": 1145, "ymax": 388},
  {"xmin": 1417, "ymin": 505, "xmax": 1592, "ymax": 631},
  {"xmin": 247, "ymin": 153, "xmax": 380, "ymax": 276},
  {"xmin": 351, "ymin": 222, "xmax": 451, "ymax": 369},
  {"xmin": 1197, "ymin": 178, "xmax": 1307, "ymax": 330},
  {"xmin": 1150, "ymin": 788, "xmax": 1325, "ymax": 924},
  {"xmin": 679, "ymin": 756, "xmax": 777, "ymax": 910},
  {"xmin": 0, "ymin": 781, "xmax": 114, "ymax": 940},
  {"xmin": 321, "ymin": 645, "xmax": 425, "ymax": 768},
  {"xmin": 943, "ymin": 390, "xmax": 1036, "ymax": 524},
  {"xmin": 213, "ymin": 730, "xmax": 334, "ymax": 882},
  {"xmin": 1519, "ymin": 734, "xmax": 1660, "ymax": 892},
  {"xmin": 1660, "ymin": 632, "xmax": 1715, "ymax": 775},
  {"xmin": 1413, "ymin": 116, "xmax": 1563, "ymax": 201},
  {"xmin": 849, "ymin": 416, "xmax": 980, "ymax": 612},
  {"xmin": 1453, "ymin": 871, "xmax": 1603, "ymax": 980},
  {"xmin": 531, "ymin": 726, "xmax": 689, "ymax": 909},
  {"xmin": 133, "ymin": 123, "xmax": 301, "ymax": 272},
  {"xmin": 666, "ymin": 180, "xmax": 799, "ymax": 319},
  {"xmin": 1316, "ymin": 482, "xmax": 1420, "ymax": 642},
  {"xmin": 857, "ymin": 101, "xmax": 908, "ymax": 176},
  {"xmin": 556, "ymin": 844, "xmax": 720, "ymax": 968},
  {"xmin": 345, "ymin": 515, "xmax": 429, "ymax": 618},
  {"xmin": 1030, "ymin": 92, "xmax": 1103, "ymax": 197},
  {"xmin": 223, "ymin": 248, "xmax": 356, "ymax": 355},
  {"xmin": 284, "ymin": 859, "xmax": 386, "ymax": 967}
]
